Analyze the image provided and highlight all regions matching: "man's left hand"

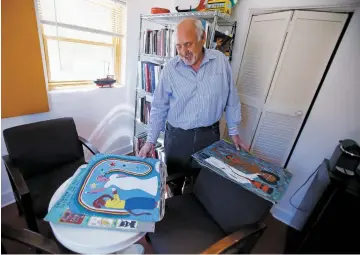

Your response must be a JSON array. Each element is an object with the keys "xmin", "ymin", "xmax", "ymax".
[{"xmin": 230, "ymin": 134, "xmax": 250, "ymax": 152}]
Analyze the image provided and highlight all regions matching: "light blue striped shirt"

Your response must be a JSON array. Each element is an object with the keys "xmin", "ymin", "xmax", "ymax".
[{"xmin": 146, "ymin": 48, "xmax": 241, "ymax": 144}]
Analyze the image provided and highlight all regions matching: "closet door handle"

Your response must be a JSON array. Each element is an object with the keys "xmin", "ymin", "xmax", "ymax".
[{"xmin": 295, "ymin": 111, "xmax": 303, "ymax": 116}]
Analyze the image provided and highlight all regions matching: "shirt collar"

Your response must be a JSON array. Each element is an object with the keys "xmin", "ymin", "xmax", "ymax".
[{"xmin": 175, "ymin": 48, "xmax": 217, "ymax": 66}]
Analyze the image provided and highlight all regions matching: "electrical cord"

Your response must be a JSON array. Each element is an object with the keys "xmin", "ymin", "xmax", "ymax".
[{"xmin": 289, "ymin": 164, "xmax": 322, "ymax": 212}]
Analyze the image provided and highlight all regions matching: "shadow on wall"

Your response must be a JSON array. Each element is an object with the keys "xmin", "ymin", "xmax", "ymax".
[{"xmin": 84, "ymin": 104, "xmax": 134, "ymax": 160}]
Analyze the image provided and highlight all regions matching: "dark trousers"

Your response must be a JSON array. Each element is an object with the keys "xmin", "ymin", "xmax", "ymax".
[{"xmin": 164, "ymin": 121, "xmax": 220, "ymax": 195}]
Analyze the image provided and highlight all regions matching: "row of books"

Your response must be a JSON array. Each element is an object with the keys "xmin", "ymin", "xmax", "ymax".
[
  {"xmin": 134, "ymin": 96, "xmax": 166, "ymax": 159},
  {"xmin": 138, "ymin": 61, "xmax": 163, "ymax": 93},
  {"xmin": 143, "ymin": 28, "xmax": 177, "ymax": 57},
  {"xmin": 141, "ymin": 23, "xmax": 234, "ymax": 61},
  {"xmin": 138, "ymin": 97, "xmax": 151, "ymax": 124}
]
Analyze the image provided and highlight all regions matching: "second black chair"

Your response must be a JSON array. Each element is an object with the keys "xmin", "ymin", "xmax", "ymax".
[
  {"xmin": 2, "ymin": 117, "xmax": 100, "ymax": 233},
  {"xmin": 147, "ymin": 168, "xmax": 273, "ymax": 254}
]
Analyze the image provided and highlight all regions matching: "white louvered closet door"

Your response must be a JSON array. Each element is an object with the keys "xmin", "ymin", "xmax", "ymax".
[
  {"xmin": 251, "ymin": 11, "xmax": 348, "ymax": 166},
  {"xmin": 236, "ymin": 11, "xmax": 293, "ymax": 146}
]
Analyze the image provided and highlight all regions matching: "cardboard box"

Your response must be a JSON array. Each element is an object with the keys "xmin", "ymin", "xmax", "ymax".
[{"xmin": 206, "ymin": 0, "xmax": 232, "ymax": 15}]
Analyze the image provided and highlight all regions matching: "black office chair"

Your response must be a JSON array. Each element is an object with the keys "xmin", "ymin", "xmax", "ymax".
[
  {"xmin": 147, "ymin": 168, "xmax": 272, "ymax": 254},
  {"xmin": 1, "ymin": 223, "xmax": 64, "ymax": 254},
  {"xmin": 2, "ymin": 117, "xmax": 100, "ymax": 233}
]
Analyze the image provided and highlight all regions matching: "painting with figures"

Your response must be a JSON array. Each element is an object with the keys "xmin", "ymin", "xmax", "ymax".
[
  {"xmin": 44, "ymin": 154, "xmax": 167, "ymax": 232},
  {"xmin": 192, "ymin": 139, "xmax": 293, "ymax": 204}
]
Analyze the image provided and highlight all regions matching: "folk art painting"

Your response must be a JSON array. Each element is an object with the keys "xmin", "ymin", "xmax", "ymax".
[
  {"xmin": 45, "ymin": 154, "xmax": 166, "ymax": 232},
  {"xmin": 192, "ymin": 139, "xmax": 293, "ymax": 203}
]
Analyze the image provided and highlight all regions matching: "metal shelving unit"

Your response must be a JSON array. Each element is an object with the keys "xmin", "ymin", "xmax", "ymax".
[
  {"xmin": 133, "ymin": 10, "xmax": 237, "ymax": 155},
  {"xmin": 140, "ymin": 11, "xmax": 234, "ymax": 26}
]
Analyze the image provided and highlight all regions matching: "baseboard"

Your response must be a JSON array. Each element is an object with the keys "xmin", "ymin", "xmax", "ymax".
[{"xmin": 1, "ymin": 190, "xmax": 15, "ymax": 208}]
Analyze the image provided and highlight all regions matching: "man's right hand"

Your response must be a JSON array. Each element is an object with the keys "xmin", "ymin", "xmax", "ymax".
[{"xmin": 138, "ymin": 142, "xmax": 156, "ymax": 158}]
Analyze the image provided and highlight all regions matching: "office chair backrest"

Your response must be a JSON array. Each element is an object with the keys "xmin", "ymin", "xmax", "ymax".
[
  {"xmin": 3, "ymin": 117, "xmax": 84, "ymax": 179},
  {"xmin": 193, "ymin": 169, "xmax": 272, "ymax": 234}
]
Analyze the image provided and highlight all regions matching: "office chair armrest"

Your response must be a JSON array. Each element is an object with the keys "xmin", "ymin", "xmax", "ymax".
[
  {"xmin": 79, "ymin": 136, "xmax": 100, "ymax": 155},
  {"xmin": 2, "ymin": 223, "xmax": 62, "ymax": 254},
  {"xmin": 201, "ymin": 223, "xmax": 267, "ymax": 254},
  {"xmin": 2, "ymin": 155, "xmax": 29, "ymax": 196}
]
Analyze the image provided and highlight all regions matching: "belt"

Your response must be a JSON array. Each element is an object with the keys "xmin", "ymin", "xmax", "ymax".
[{"xmin": 166, "ymin": 121, "xmax": 219, "ymax": 132}]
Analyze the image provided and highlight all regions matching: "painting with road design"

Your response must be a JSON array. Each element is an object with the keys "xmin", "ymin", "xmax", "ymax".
[
  {"xmin": 192, "ymin": 139, "xmax": 293, "ymax": 203},
  {"xmin": 44, "ymin": 154, "xmax": 167, "ymax": 232}
]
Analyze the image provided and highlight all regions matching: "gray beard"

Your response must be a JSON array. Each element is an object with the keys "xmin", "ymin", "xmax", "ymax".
[{"xmin": 182, "ymin": 56, "xmax": 196, "ymax": 66}]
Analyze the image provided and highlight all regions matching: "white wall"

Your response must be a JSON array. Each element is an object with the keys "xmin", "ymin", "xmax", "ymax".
[
  {"xmin": 1, "ymin": 0, "xmax": 175, "ymax": 207},
  {"xmin": 230, "ymin": 0, "xmax": 360, "ymax": 230}
]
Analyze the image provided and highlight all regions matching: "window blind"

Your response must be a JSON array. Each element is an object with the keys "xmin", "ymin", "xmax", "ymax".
[
  {"xmin": 36, "ymin": 0, "xmax": 126, "ymax": 84},
  {"xmin": 37, "ymin": 0, "xmax": 126, "ymax": 38}
]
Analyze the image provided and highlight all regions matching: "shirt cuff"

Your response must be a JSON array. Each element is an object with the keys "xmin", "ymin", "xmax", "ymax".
[
  {"xmin": 146, "ymin": 137, "xmax": 156, "ymax": 145},
  {"xmin": 146, "ymin": 130, "xmax": 160, "ymax": 144},
  {"xmin": 228, "ymin": 125, "xmax": 239, "ymax": 136}
]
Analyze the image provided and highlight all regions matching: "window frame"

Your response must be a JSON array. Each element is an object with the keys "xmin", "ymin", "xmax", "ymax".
[{"xmin": 38, "ymin": 2, "xmax": 125, "ymax": 90}]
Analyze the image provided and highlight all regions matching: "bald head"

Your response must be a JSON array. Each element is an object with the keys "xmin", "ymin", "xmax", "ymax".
[
  {"xmin": 176, "ymin": 18, "xmax": 204, "ymax": 41},
  {"xmin": 175, "ymin": 18, "xmax": 206, "ymax": 67}
]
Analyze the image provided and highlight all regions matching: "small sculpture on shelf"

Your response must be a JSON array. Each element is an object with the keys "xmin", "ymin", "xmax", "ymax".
[
  {"xmin": 94, "ymin": 75, "xmax": 116, "ymax": 88},
  {"xmin": 206, "ymin": 0, "xmax": 238, "ymax": 15},
  {"xmin": 175, "ymin": 0, "xmax": 206, "ymax": 12},
  {"xmin": 175, "ymin": 0, "xmax": 238, "ymax": 14},
  {"xmin": 151, "ymin": 7, "xmax": 170, "ymax": 14},
  {"xmin": 94, "ymin": 63, "xmax": 116, "ymax": 88}
]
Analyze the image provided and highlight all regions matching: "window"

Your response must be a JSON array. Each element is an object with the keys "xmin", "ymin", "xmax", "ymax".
[{"xmin": 37, "ymin": 0, "xmax": 126, "ymax": 88}]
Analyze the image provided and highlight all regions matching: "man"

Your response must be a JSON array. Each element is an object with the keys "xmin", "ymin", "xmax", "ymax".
[{"xmin": 139, "ymin": 18, "xmax": 248, "ymax": 195}]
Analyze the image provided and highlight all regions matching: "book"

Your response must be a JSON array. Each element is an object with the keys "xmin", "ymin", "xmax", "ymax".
[
  {"xmin": 137, "ymin": 97, "xmax": 151, "ymax": 125},
  {"xmin": 143, "ymin": 28, "xmax": 176, "ymax": 57},
  {"xmin": 192, "ymin": 139, "xmax": 293, "ymax": 204},
  {"xmin": 138, "ymin": 61, "xmax": 163, "ymax": 94},
  {"xmin": 44, "ymin": 154, "xmax": 167, "ymax": 232}
]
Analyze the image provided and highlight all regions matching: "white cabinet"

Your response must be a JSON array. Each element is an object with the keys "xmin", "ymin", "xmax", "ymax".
[
  {"xmin": 237, "ymin": 11, "xmax": 292, "ymax": 147},
  {"xmin": 236, "ymin": 10, "xmax": 348, "ymax": 167}
]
